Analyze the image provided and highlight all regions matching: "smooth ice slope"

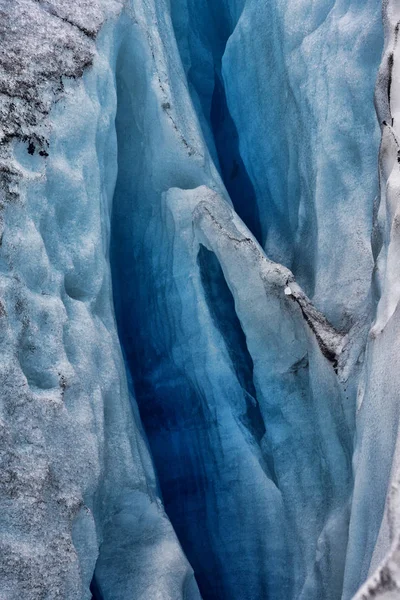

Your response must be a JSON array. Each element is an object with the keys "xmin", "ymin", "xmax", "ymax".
[{"xmin": 2, "ymin": 1, "xmax": 400, "ymax": 600}]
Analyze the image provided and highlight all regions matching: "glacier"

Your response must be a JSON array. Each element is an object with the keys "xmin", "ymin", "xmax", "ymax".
[{"xmin": 1, "ymin": 0, "xmax": 400, "ymax": 599}]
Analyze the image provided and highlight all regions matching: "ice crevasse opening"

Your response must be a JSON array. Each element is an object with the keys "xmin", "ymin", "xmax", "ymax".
[{"xmin": 3, "ymin": 0, "xmax": 400, "ymax": 599}]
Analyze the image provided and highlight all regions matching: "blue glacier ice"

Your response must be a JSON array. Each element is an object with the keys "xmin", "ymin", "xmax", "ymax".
[{"xmin": 1, "ymin": 0, "xmax": 400, "ymax": 599}]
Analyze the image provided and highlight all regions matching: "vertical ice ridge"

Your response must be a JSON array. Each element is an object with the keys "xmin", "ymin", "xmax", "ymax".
[{"xmin": 343, "ymin": 2, "xmax": 400, "ymax": 599}]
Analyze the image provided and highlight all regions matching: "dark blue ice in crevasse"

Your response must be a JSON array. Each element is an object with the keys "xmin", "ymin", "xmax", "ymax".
[
  {"xmin": 109, "ymin": 39, "xmax": 227, "ymax": 600},
  {"xmin": 110, "ymin": 87, "xmax": 282, "ymax": 596},
  {"xmin": 108, "ymin": 1, "xmax": 382, "ymax": 599},
  {"xmin": 89, "ymin": 579, "xmax": 103, "ymax": 600},
  {"xmin": 197, "ymin": 245, "xmax": 266, "ymax": 447},
  {"xmin": 170, "ymin": 0, "xmax": 263, "ymax": 244},
  {"xmin": 171, "ymin": 0, "xmax": 383, "ymax": 331},
  {"xmin": 110, "ymin": 34, "xmax": 289, "ymax": 600},
  {"xmin": 197, "ymin": 245, "xmax": 281, "ymax": 487},
  {"xmin": 210, "ymin": 74, "xmax": 263, "ymax": 243}
]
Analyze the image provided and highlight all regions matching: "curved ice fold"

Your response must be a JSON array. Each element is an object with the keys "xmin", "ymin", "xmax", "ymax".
[{"xmin": 150, "ymin": 184, "xmax": 352, "ymax": 599}]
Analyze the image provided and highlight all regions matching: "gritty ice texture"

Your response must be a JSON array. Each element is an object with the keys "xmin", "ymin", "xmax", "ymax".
[
  {"xmin": 1, "ymin": 0, "xmax": 400, "ymax": 600},
  {"xmin": 343, "ymin": 3, "xmax": 400, "ymax": 598},
  {"xmin": 0, "ymin": 2, "xmax": 199, "ymax": 599}
]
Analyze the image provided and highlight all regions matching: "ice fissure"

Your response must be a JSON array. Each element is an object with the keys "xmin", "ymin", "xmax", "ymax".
[{"xmin": 1, "ymin": 1, "xmax": 400, "ymax": 600}]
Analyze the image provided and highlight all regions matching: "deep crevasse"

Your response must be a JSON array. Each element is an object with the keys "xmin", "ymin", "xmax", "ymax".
[{"xmin": 0, "ymin": 1, "xmax": 399, "ymax": 599}]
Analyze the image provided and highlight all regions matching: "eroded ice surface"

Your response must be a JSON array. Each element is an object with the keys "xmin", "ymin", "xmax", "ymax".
[
  {"xmin": 0, "ymin": 3, "xmax": 199, "ymax": 599},
  {"xmin": 1, "ymin": 0, "xmax": 400, "ymax": 599}
]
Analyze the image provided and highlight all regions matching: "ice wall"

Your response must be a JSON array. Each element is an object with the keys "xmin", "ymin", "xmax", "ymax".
[
  {"xmin": 1, "ymin": 0, "xmax": 400, "ymax": 600},
  {"xmin": 0, "ymin": 2, "xmax": 199, "ymax": 599},
  {"xmin": 170, "ymin": 0, "xmax": 382, "ymax": 329},
  {"xmin": 343, "ymin": 2, "xmax": 400, "ymax": 598},
  {"xmin": 110, "ymin": 1, "xmax": 379, "ymax": 599}
]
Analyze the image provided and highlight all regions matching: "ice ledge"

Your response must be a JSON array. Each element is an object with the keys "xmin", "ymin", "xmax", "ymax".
[{"xmin": 168, "ymin": 184, "xmax": 346, "ymax": 375}]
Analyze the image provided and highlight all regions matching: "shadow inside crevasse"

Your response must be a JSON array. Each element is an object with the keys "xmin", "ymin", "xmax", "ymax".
[
  {"xmin": 89, "ymin": 577, "xmax": 103, "ymax": 600},
  {"xmin": 210, "ymin": 73, "xmax": 263, "ymax": 244}
]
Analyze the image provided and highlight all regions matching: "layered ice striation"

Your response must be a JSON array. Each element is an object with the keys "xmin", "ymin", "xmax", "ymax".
[{"xmin": 1, "ymin": 0, "xmax": 400, "ymax": 600}]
